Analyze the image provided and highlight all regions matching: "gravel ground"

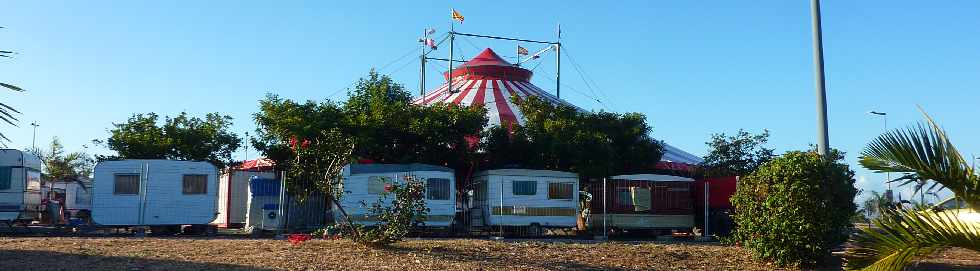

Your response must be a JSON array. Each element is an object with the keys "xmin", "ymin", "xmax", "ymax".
[{"xmin": 0, "ymin": 237, "xmax": 976, "ymax": 270}]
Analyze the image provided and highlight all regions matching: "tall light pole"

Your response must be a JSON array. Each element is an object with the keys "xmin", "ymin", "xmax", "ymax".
[
  {"xmin": 869, "ymin": 111, "xmax": 891, "ymax": 201},
  {"xmin": 811, "ymin": 0, "xmax": 830, "ymax": 158},
  {"xmin": 30, "ymin": 122, "xmax": 39, "ymax": 150}
]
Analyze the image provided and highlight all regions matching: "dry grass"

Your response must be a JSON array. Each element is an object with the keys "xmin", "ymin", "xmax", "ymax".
[{"xmin": 0, "ymin": 237, "xmax": 977, "ymax": 270}]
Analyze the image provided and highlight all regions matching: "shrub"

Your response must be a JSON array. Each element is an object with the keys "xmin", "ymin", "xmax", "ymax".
[
  {"xmin": 730, "ymin": 150, "xmax": 858, "ymax": 266},
  {"xmin": 345, "ymin": 175, "xmax": 429, "ymax": 247}
]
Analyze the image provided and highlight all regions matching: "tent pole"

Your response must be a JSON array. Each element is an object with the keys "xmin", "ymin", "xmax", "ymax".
[
  {"xmin": 555, "ymin": 24, "xmax": 561, "ymax": 99},
  {"xmin": 448, "ymin": 24, "xmax": 455, "ymax": 93}
]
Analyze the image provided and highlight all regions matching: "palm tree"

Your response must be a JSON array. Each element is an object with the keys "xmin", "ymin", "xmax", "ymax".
[
  {"xmin": 844, "ymin": 109, "xmax": 980, "ymax": 270},
  {"xmin": 1, "ymin": 26, "xmax": 24, "ymax": 144},
  {"xmin": 32, "ymin": 137, "xmax": 95, "ymax": 186}
]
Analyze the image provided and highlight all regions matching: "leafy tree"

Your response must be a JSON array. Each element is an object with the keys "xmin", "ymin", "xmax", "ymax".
[
  {"xmin": 844, "ymin": 110, "xmax": 980, "ymax": 270},
  {"xmin": 30, "ymin": 137, "xmax": 95, "ymax": 184},
  {"xmin": 253, "ymin": 71, "xmax": 485, "ymax": 246},
  {"xmin": 98, "ymin": 112, "xmax": 241, "ymax": 169},
  {"xmin": 730, "ymin": 150, "xmax": 858, "ymax": 267},
  {"xmin": 482, "ymin": 96, "xmax": 663, "ymax": 179},
  {"xmin": 700, "ymin": 129, "xmax": 774, "ymax": 177}
]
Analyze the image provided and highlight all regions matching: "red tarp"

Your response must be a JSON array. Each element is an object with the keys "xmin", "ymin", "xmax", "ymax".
[
  {"xmin": 694, "ymin": 176, "xmax": 738, "ymax": 209},
  {"xmin": 238, "ymin": 158, "xmax": 275, "ymax": 171}
]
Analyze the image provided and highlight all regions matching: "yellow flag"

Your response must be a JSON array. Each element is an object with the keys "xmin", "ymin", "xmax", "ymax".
[{"xmin": 452, "ymin": 9, "xmax": 464, "ymax": 23}]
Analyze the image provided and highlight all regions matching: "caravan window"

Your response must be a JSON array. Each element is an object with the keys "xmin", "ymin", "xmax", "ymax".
[
  {"xmin": 616, "ymin": 188, "xmax": 633, "ymax": 208},
  {"xmin": 114, "ymin": 174, "xmax": 140, "ymax": 195},
  {"xmin": 182, "ymin": 175, "xmax": 208, "ymax": 194},
  {"xmin": 75, "ymin": 186, "xmax": 91, "ymax": 205},
  {"xmin": 426, "ymin": 178, "xmax": 451, "ymax": 200},
  {"xmin": 548, "ymin": 182, "xmax": 574, "ymax": 200},
  {"xmin": 512, "ymin": 181, "xmax": 537, "ymax": 196},
  {"xmin": 0, "ymin": 167, "xmax": 10, "ymax": 190},
  {"xmin": 367, "ymin": 176, "xmax": 387, "ymax": 194}
]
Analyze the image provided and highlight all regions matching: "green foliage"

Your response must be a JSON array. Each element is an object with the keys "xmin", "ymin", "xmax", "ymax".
[
  {"xmin": 346, "ymin": 175, "xmax": 429, "ymax": 247},
  {"xmin": 30, "ymin": 137, "xmax": 95, "ymax": 183},
  {"xmin": 845, "ymin": 207, "xmax": 980, "ymax": 271},
  {"xmin": 0, "ymin": 42, "xmax": 23, "ymax": 144},
  {"xmin": 731, "ymin": 150, "xmax": 858, "ymax": 266},
  {"xmin": 859, "ymin": 108, "xmax": 979, "ymax": 211},
  {"xmin": 253, "ymin": 70, "xmax": 486, "ymax": 188},
  {"xmin": 845, "ymin": 109, "xmax": 980, "ymax": 270},
  {"xmin": 99, "ymin": 112, "xmax": 241, "ymax": 169},
  {"xmin": 700, "ymin": 129, "xmax": 774, "ymax": 177},
  {"xmin": 482, "ymin": 96, "xmax": 663, "ymax": 179}
]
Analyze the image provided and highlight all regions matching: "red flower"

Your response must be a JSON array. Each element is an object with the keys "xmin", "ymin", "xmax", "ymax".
[
  {"xmin": 289, "ymin": 137, "xmax": 298, "ymax": 149},
  {"xmin": 288, "ymin": 233, "xmax": 313, "ymax": 245},
  {"xmin": 384, "ymin": 183, "xmax": 393, "ymax": 192},
  {"xmin": 301, "ymin": 139, "xmax": 310, "ymax": 149}
]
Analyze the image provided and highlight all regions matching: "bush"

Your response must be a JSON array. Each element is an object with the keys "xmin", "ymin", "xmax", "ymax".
[
  {"xmin": 345, "ymin": 175, "xmax": 429, "ymax": 247},
  {"xmin": 730, "ymin": 151, "xmax": 858, "ymax": 266}
]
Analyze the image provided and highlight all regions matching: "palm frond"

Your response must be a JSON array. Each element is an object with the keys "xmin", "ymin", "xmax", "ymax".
[
  {"xmin": 0, "ymin": 82, "xmax": 24, "ymax": 92},
  {"xmin": 844, "ymin": 207, "xmax": 980, "ymax": 270},
  {"xmin": 859, "ymin": 109, "xmax": 980, "ymax": 208}
]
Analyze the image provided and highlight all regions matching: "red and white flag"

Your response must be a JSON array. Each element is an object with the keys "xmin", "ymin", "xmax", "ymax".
[{"xmin": 517, "ymin": 45, "xmax": 529, "ymax": 56}]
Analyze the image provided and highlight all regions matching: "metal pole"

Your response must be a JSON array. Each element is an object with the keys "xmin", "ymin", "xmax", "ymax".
[
  {"xmin": 420, "ymin": 29, "xmax": 427, "ymax": 98},
  {"xmin": 556, "ymin": 24, "xmax": 561, "ymax": 99},
  {"xmin": 704, "ymin": 181, "xmax": 710, "ymax": 238},
  {"xmin": 811, "ymin": 0, "xmax": 830, "ymax": 158},
  {"xmin": 30, "ymin": 122, "xmax": 38, "ymax": 150},
  {"xmin": 448, "ymin": 25, "xmax": 455, "ymax": 93},
  {"xmin": 244, "ymin": 131, "xmax": 249, "ymax": 162},
  {"xmin": 499, "ymin": 179, "xmax": 504, "ymax": 238},
  {"xmin": 602, "ymin": 177, "xmax": 607, "ymax": 238}
]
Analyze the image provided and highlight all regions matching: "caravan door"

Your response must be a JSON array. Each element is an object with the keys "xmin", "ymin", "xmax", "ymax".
[{"xmin": 92, "ymin": 162, "xmax": 146, "ymax": 225}]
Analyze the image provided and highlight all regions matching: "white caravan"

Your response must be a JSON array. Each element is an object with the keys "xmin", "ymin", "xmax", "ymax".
[
  {"xmin": 335, "ymin": 163, "xmax": 456, "ymax": 228},
  {"xmin": 0, "ymin": 149, "xmax": 43, "ymax": 222},
  {"xmin": 471, "ymin": 169, "xmax": 579, "ymax": 235},
  {"xmin": 92, "ymin": 160, "xmax": 218, "ymax": 226}
]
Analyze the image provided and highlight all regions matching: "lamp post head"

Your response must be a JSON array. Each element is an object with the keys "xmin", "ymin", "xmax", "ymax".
[{"xmin": 868, "ymin": 111, "xmax": 887, "ymax": 116}]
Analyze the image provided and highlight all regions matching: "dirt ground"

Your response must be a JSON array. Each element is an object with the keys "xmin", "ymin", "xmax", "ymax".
[{"xmin": 0, "ymin": 237, "xmax": 977, "ymax": 271}]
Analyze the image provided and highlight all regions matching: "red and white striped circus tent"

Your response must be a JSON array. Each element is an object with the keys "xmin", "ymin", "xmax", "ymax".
[
  {"xmin": 413, "ymin": 47, "xmax": 703, "ymax": 169},
  {"xmin": 413, "ymin": 48, "xmax": 574, "ymax": 127}
]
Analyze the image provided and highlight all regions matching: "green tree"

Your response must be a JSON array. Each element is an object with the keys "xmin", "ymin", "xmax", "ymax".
[
  {"xmin": 31, "ymin": 137, "xmax": 95, "ymax": 183},
  {"xmin": 700, "ymin": 129, "xmax": 774, "ymax": 177},
  {"xmin": 730, "ymin": 150, "xmax": 858, "ymax": 266},
  {"xmin": 98, "ymin": 112, "xmax": 241, "ymax": 169},
  {"xmin": 844, "ymin": 110, "xmax": 980, "ymax": 270},
  {"xmin": 482, "ymin": 96, "xmax": 663, "ymax": 179}
]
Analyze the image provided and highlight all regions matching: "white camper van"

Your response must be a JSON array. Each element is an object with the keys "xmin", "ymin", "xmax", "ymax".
[
  {"xmin": 92, "ymin": 160, "xmax": 218, "ymax": 228},
  {"xmin": 471, "ymin": 169, "xmax": 579, "ymax": 235},
  {"xmin": 335, "ymin": 163, "xmax": 456, "ymax": 228},
  {"xmin": 0, "ymin": 149, "xmax": 43, "ymax": 222}
]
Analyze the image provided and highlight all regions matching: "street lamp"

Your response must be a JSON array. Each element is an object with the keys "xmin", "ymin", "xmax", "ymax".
[
  {"xmin": 30, "ymin": 122, "xmax": 39, "ymax": 150},
  {"xmin": 868, "ymin": 111, "xmax": 891, "ymax": 201}
]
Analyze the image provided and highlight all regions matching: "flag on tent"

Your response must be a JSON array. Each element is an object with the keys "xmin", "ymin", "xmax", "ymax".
[
  {"xmin": 451, "ymin": 9, "xmax": 464, "ymax": 23},
  {"xmin": 517, "ymin": 45, "xmax": 529, "ymax": 56},
  {"xmin": 425, "ymin": 38, "xmax": 437, "ymax": 50}
]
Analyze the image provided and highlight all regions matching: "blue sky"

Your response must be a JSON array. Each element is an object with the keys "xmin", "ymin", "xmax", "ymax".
[{"xmin": 3, "ymin": 1, "xmax": 978, "ymax": 203}]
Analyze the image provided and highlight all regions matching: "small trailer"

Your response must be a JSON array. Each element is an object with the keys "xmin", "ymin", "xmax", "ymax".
[
  {"xmin": 587, "ymin": 174, "xmax": 695, "ymax": 235},
  {"xmin": 0, "ymin": 149, "xmax": 43, "ymax": 224},
  {"xmin": 42, "ymin": 179, "xmax": 93, "ymax": 223},
  {"xmin": 213, "ymin": 159, "xmax": 276, "ymax": 228},
  {"xmin": 334, "ymin": 163, "xmax": 456, "ymax": 228},
  {"xmin": 470, "ymin": 169, "xmax": 579, "ymax": 236},
  {"xmin": 91, "ymin": 160, "xmax": 218, "ymax": 233}
]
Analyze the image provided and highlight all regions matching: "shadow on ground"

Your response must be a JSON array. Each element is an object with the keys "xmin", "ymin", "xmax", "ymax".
[{"xmin": 0, "ymin": 249, "xmax": 272, "ymax": 271}]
